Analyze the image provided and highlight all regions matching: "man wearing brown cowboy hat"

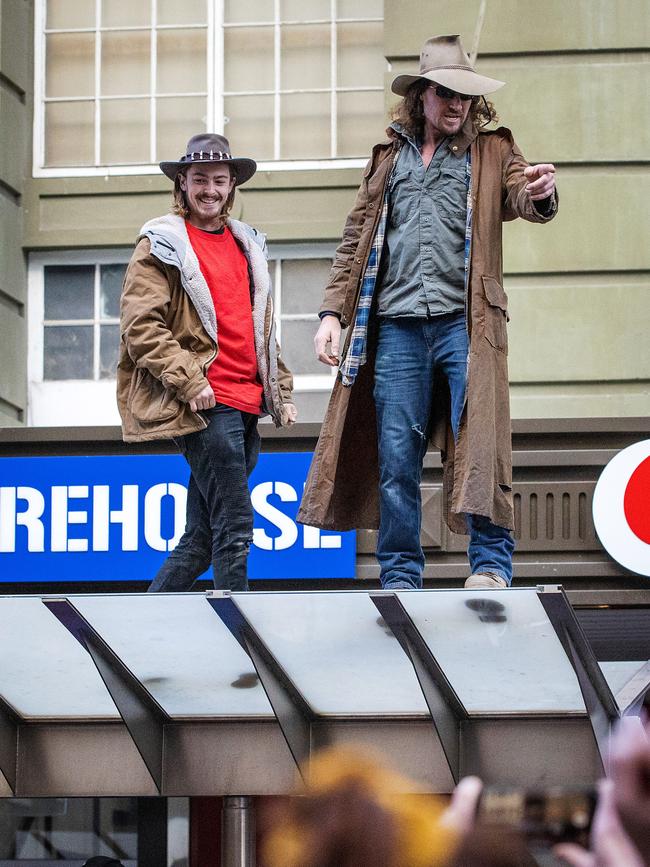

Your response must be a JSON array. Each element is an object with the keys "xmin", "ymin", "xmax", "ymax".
[
  {"xmin": 117, "ymin": 133, "xmax": 296, "ymax": 592},
  {"xmin": 299, "ymin": 35, "xmax": 557, "ymax": 590}
]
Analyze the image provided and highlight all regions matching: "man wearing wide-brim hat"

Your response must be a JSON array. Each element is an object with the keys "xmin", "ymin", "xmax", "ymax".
[
  {"xmin": 117, "ymin": 133, "xmax": 296, "ymax": 592},
  {"xmin": 299, "ymin": 35, "xmax": 558, "ymax": 590}
]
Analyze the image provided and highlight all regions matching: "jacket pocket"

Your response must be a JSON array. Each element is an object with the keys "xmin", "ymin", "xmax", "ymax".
[
  {"xmin": 481, "ymin": 276, "xmax": 509, "ymax": 353},
  {"xmin": 129, "ymin": 366, "xmax": 180, "ymax": 423}
]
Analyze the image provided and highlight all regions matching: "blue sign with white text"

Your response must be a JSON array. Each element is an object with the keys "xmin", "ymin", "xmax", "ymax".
[{"xmin": 0, "ymin": 453, "xmax": 355, "ymax": 582}]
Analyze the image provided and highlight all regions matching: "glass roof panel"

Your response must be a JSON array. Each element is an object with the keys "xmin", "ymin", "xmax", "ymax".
[
  {"xmin": 234, "ymin": 591, "xmax": 429, "ymax": 717},
  {"xmin": 600, "ymin": 660, "xmax": 650, "ymax": 697},
  {"xmin": 73, "ymin": 594, "xmax": 273, "ymax": 718},
  {"xmin": 0, "ymin": 597, "xmax": 117, "ymax": 719},
  {"xmin": 0, "ymin": 590, "xmax": 609, "ymax": 721},
  {"xmin": 397, "ymin": 589, "xmax": 587, "ymax": 715}
]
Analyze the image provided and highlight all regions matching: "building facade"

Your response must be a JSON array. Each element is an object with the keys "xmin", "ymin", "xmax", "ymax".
[{"xmin": 0, "ymin": 0, "xmax": 648, "ymax": 429}]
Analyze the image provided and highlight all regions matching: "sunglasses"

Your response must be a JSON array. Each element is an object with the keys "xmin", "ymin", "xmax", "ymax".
[{"xmin": 429, "ymin": 84, "xmax": 478, "ymax": 102}]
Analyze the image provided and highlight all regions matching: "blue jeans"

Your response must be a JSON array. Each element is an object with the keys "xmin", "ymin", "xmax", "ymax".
[
  {"xmin": 148, "ymin": 404, "xmax": 260, "ymax": 592},
  {"xmin": 373, "ymin": 315, "xmax": 514, "ymax": 589}
]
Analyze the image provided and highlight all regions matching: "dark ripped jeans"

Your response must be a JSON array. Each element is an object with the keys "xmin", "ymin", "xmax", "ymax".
[
  {"xmin": 148, "ymin": 404, "xmax": 260, "ymax": 593},
  {"xmin": 373, "ymin": 314, "xmax": 514, "ymax": 590}
]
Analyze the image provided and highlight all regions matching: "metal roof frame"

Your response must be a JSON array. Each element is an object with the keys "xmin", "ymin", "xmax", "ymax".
[
  {"xmin": 0, "ymin": 587, "xmax": 646, "ymax": 798},
  {"xmin": 43, "ymin": 597, "xmax": 171, "ymax": 792}
]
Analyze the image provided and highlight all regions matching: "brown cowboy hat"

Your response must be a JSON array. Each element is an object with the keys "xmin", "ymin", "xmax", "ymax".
[
  {"xmin": 391, "ymin": 34, "xmax": 505, "ymax": 97},
  {"xmin": 159, "ymin": 133, "xmax": 257, "ymax": 186}
]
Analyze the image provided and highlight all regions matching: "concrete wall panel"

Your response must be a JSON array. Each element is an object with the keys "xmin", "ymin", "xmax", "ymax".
[
  {"xmin": 510, "ymin": 382, "xmax": 650, "ymax": 419},
  {"xmin": 482, "ymin": 54, "xmax": 650, "ymax": 164},
  {"xmin": 385, "ymin": 0, "xmax": 650, "ymax": 57},
  {"xmin": 0, "ymin": 0, "xmax": 30, "ymax": 426},
  {"xmin": 27, "ymin": 182, "xmax": 363, "ymax": 247},
  {"xmin": 0, "ymin": 298, "xmax": 26, "ymax": 417},
  {"xmin": 506, "ymin": 274, "xmax": 650, "ymax": 382},
  {"xmin": 503, "ymin": 168, "xmax": 649, "ymax": 273},
  {"xmin": 0, "ymin": 88, "xmax": 27, "ymax": 194},
  {"xmin": 0, "ymin": 0, "xmax": 30, "ymax": 91},
  {"xmin": 0, "ymin": 194, "xmax": 26, "ymax": 303}
]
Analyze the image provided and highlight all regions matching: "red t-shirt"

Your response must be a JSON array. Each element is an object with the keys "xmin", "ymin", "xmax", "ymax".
[{"xmin": 186, "ymin": 221, "xmax": 263, "ymax": 415}]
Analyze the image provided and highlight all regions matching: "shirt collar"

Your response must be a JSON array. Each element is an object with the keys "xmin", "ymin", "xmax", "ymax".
[{"xmin": 388, "ymin": 118, "xmax": 477, "ymax": 159}]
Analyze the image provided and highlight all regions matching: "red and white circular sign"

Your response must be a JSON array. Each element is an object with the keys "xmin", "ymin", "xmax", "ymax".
[{"xmin": 593, "ymin": 440, "xmax": 650, "ymax": 576}]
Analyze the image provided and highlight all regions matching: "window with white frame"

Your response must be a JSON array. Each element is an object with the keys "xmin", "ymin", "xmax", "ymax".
[
  {"xmin": 268, "ymin": 244, "xmax": 338, "ymax": 385},
  {"xmin": 28, "ymin": 246, "xmax": 336, "ymax": 425},
  {"xmin": 35, "ymin": 0, "xmax": 385, "ymax": 174},
  {"xmin": 41, "ymin": 262, "xmax": 124, "ymax": 381}
]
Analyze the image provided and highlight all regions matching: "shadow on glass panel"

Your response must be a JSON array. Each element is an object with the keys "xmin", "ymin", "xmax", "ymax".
[
  {"xmin": 375, "ymin": 615, "xmax": 398, "ymax": 638},
  {"xmin": 231, "ymin": 672, "xmax": 260, "ymax": 689},
  {"xmin": 140, "ymin": 676, "xmax": 169, "ymax": 687},
  {"xmin": 464, "ymin": 598, "xmax": 508, "ymax": 624}
]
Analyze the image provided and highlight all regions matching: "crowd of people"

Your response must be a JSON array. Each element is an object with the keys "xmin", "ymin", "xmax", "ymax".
[{"xmin": 261, "ymin": 716, "xmax": 650, "ymax": 867}]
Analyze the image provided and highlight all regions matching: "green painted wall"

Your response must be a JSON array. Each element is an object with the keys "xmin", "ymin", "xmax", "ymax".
[
  {"xmin": 0, "ymin": 0, "xmax": 31, "ymax": 425},
  {"xmin": 385, "ymin": 0, "xmax": 650, "ymax": 55},
  {"xmin": 383, "ymin": 0, "xmax": 649, "ymax": 418},
  {"xmin": 13, "ymin": 0, "xmax": 650, "ymax": 421}
]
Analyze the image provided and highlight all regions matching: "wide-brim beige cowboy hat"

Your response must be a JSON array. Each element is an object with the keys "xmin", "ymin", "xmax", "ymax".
[
  {"xmin": 391, "ymin": 34, "xmax": 505, "ymax": 97},
  {"xmin": 159, "ymin": 133, "xmax": 257, "ymax": 186}
]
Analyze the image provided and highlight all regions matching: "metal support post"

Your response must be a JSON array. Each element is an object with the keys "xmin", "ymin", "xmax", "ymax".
[
  {"xmin": 137, "ymin": 797, "xmax": 168, "ymax": 867},
  {"xmin": 371, "ymin": 593, "xmax": 469, "ymax": 783},
  {"xmin": 222, "ymin": 796, "xmax": 255, "ymax": 867},
  {"xmin": 43, "ymin": 598, "xmax": 171, "ymax": 792},
  {"xmin": 538, "ymin": 586, "xmax": 620, "ymax": 770},
  {"xmin": 207, "ymin": 594, "xmax": 316, "ymax": 778},
  {"xmin": 0, "ymin": 694, "xmax": 19, "ymax": 793},
  {"xmin": 616, "ymin": 661, "xmax": 650, "ymax": 717}
]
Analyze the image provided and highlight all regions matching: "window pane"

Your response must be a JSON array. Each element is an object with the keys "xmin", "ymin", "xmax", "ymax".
[
  {"xmin": 224, "ymin": 95, "xmax": 274, "ymax": 161},
  {"xmin": 100, "ymin": 264, "xmax": 127, "ymax": 318},
  {"xmin": 45, "ymin": 266, "xmax": 95, "ymax": 320},
  {"xmin": 45, "ymin": 101, "xmax": 95, "ymax": 166},
  {"xmin": 281, "ymin": 24, "xmax": 330, "ymax": 91},
  {"xmin": 282, "ymin": 259, "xmax": 331, "ymax": 314},
  {"xmin": 100, "ymin": 98, "xmax": 150, "ymax": 164},
  {"xmin": 102, "ymin": 0, "xmax": 150, "ymax": 27},
  {"xmin": 0, "ymin": 798, "xmax": 139, "ymax": 862},
  {"xmin": 279, "ymin": 319, "xmax": 323, "ymax": 375},
  {"xmin": 281, "ymin": 0, "xmax": 329, "ymax": 19},
  {"xmin": 100, "ymin": 324, "xmax": 120, "ymax": 379},
  {"xmin": 47, "ymin": 0, "xmax": 95, "ymax": 29},
  {"xmin": 337, "ymin": 89, "xmax": 385, "ymax": 158},
  {"xmin": 338, "ymin": 0, "xmax": 383, "ymax": 16},
  {"xmin": 44, "ymin": 326, "xmax": 94, "ymax": 380},
  {"xmin": 281, "ymin": 92, "xmax": 329, "ymax": 159},
  {"xmin": 158, "ymin": 0, "xmax": 207, "ymax": 25},
  {"xmin": 157, "ymin": 28, "xmax": 207, "ymax": 94},
  {"xmin": 224, "ymin": 27, "xmax": 274, "ymax": 93},
  {"xmin": 157, "ymin": 97, "xmax": 207, "ymax": 162},
  {"xmin": 46, "ymin": 32, "xmax": 94, "ymax": 98},
  {"xmin": 101, "ymin": 30, "xmax": 150, "ymax": 96},
  {"xmin": 224, "ymin": 0, "xmax": 272, "ymax": 24},
  {"xmin": 337, "ymin": 21, "xmax": 384, "ymax": 89}
]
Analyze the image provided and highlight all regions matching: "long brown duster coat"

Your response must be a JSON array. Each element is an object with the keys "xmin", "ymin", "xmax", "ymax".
[{"xmin": 297, "ymin": 119, "xmax": 557, "ymax": 534}]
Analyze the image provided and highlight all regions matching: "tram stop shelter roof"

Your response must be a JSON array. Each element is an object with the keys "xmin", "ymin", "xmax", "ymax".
[{"xmin": 0, "ymin": 587, "xmax": 649, "ymax": 797}]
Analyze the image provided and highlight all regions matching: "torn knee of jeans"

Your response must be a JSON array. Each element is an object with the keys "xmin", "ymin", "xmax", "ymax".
[{"xmin": 411, "ymin": 424, "xmax": 426, "ymax": 441}]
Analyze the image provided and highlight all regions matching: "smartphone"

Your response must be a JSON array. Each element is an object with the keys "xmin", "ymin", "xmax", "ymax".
[{"xmin": 478, "ymin": 786, "xmax": 597, "ymax": 847}]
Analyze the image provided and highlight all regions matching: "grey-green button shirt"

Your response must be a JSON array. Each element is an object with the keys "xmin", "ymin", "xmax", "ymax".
[{"xmin": 377, "ymin": 126, "xmax": 467, "ymax": 318}]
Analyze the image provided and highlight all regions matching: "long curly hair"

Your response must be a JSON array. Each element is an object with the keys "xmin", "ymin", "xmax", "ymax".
[
  {"xmin": 390, "ymin": 80, "xmax": 498, "ymax": 140},
  {"xmin": 171, "ymin": 165, "xmax": 236, "ymax": 228}
]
